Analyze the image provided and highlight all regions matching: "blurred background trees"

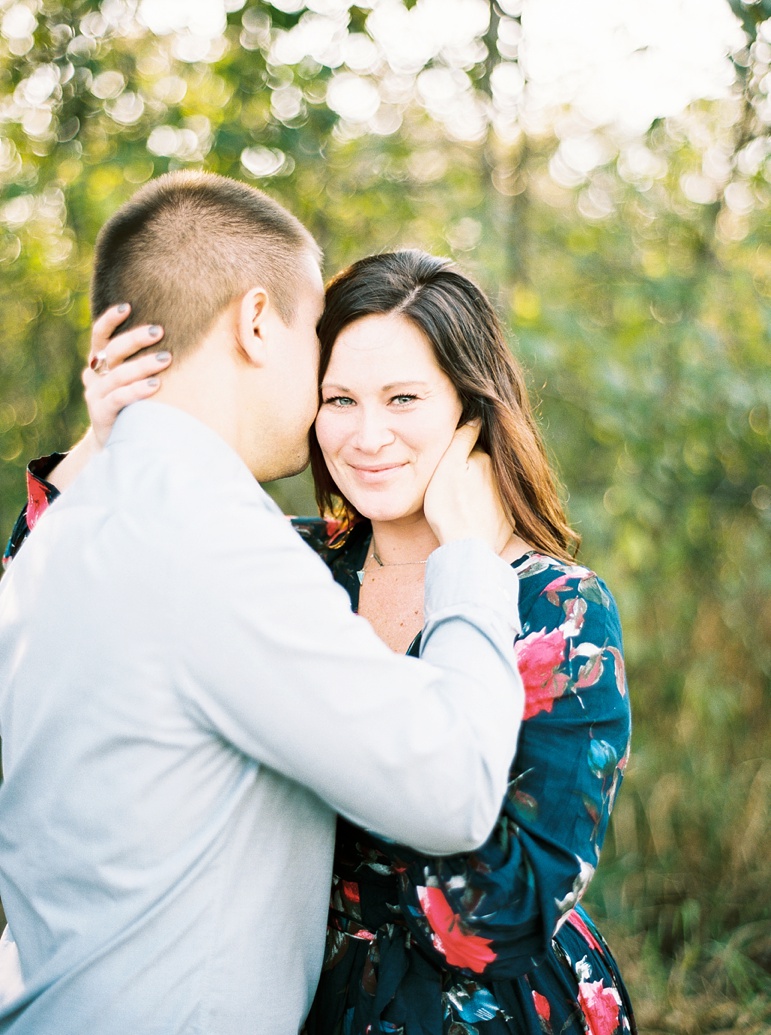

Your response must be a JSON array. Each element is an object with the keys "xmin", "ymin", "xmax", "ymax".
[{"xmin": 0, "ymin": 1, "xmax": 769, "ymax": 1029}]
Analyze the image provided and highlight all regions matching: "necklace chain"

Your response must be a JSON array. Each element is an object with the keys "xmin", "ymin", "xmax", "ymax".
[
  {"xmin": 356, "ymin": 540, "xmax": 428, "ymax": 585},
  {"xmin": 356, "ymin": 530, "xmax": 517, "ymax": 585}
]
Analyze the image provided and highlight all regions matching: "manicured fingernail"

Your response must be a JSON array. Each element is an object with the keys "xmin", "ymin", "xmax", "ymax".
[
  {"xmin": 148, "ymin": 325, "xmax": 162, "ymax": 337},
  {"xmin": 147, "ymin": 377, "xmax": 160, "ymax": 388},
  {"xmin": 117, "ymin": 303, "xmax": 129, "ymax": 313},
  {"xmin": 155, "ymin": 351, "xmax": 171, "ymax": 362}
]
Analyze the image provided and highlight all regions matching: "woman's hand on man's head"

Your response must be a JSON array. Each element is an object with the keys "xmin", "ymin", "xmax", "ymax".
[
  {"xmin": 83, "ymin": 304, "xmax": 171, "ymax": 448},
  {"xmin": 43, "ymin": 307, "xmax": 172, "ymax": 494}
]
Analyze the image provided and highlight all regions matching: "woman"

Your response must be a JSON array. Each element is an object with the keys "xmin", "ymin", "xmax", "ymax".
[{"xmin": 6, "ymin": 251, "xmax": 635, "ymax": 1035}]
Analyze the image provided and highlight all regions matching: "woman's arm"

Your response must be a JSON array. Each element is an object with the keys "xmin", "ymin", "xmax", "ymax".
[{"xmin": 385, "ymin": 561, "xmax": 631, "ymax": 978}]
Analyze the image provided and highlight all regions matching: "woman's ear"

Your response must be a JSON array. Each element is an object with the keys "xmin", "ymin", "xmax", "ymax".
[{"xmin": 236, "ymin": 286, "xmax": 271, "ymax": 366}]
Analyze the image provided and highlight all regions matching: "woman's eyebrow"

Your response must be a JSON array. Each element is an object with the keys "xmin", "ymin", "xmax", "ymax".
[{"xmin": 320, "ymin": 380, "xmax": 431, "ymax": 392}]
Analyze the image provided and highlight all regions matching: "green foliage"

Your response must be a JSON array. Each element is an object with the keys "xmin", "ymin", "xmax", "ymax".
[{"xmin": 1, "ymin": 2, "xmax": 769, "ymax": 1027}]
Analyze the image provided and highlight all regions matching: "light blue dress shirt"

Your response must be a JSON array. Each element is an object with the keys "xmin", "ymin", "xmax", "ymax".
[{"xmin": 0, "ymin": 401, "xmax": 523, "ymax": 1034}]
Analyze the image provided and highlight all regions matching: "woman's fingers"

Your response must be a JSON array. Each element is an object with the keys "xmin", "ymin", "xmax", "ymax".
[
  {"xmin": 83, "ymin": 349, "xmax": 171, "ymax": 447},
  {"xmin": 88, "ymin": 304, "xmax": 165, "ymax": 369},
  {"xmin": 83, "ymin": 350, "xmax": 171, "ymax": 391},
  {"xmin": 89, "ymin": 304, "xmax": 131, "ymax": 362},
  {"xmin": 91, "ymin": 379, "xmax": 163, "ymax": 414}
]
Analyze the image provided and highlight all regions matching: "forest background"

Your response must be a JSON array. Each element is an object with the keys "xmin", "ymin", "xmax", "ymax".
[{"xmin": 0, "ymin": 1, "xmax": 769, "ymax": 1031}]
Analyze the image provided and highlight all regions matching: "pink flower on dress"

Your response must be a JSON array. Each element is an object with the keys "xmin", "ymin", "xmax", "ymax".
[
  {"xmin": 577, "ymin": 980, "xmax": 621, "ymax": 1035},
  {"xmin": 514, "ymin": 628, "xmax": 569, "ymax": 719},
  {"xmin": 544, "ymin": 573, "xmax": 571, "ymax": 606},
  {"xmin": 416, "ymin": 886, "xmax": 496, "ymax": 972},
  {"xmin": 26, "ymin": 471, "xmax": 50, "ymax": 531},
  {"xmin": 607, "ymin": 646, "xmax": 627, "ymax": 696},
  {"xmin": 566, "ymin": 910, "xmax": 602, "ymax": 951}
]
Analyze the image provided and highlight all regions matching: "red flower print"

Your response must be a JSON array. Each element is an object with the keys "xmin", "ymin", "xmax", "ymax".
[
  {"xmin": 340, "ymin": 880, "xmax": 360, "ymax": 905},
  {"xmin": 533, "ymin": 989, "xmax": 551, "ymax": 1020},
  {"xmin": 324, "ymin": 518, "xmax": 344, "ymax": 541},
  {"xmin": 578, "ymin": 980, "xmax": 621, "ymax": 1035},
  {"xmin": 26, "ymin": 471, "xmax": 50, "ymax": 531},
  {"xmin": 514, "ymin": 628, "xmax": 569, "ymax": 719},
  {"xmin": 416, "ymin": 886, "xmax": 496, "ymax": 971},
  {"xmin": 566, "ymin": 910, "xmax": 602, "ymax": 952}
]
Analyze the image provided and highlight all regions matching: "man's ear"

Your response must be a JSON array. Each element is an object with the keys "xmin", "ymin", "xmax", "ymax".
[{"xmin": 236, "ymin": 286, "xmax": 272, "ymax": 366}]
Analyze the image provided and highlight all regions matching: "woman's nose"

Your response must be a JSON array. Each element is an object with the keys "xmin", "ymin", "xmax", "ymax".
[{"xmin": 352, "ymin": 409, "xmax": 396, "ymax": 452}]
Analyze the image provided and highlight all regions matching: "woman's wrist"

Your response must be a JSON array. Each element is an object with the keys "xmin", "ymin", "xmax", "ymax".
[{"xmin": 46, "ymin": 429, "xmax": 98, "ymax": 492}]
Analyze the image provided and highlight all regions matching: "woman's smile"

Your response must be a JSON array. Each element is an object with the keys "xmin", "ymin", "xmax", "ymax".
[{"xmin": 349, "ymin": 462, "xmax": 408, "ymax": 482}]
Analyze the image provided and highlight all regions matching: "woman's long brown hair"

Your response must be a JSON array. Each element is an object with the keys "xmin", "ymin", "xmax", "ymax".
[{"xmin": 309, "ymin": 250, "xmax": 580, "ymax": 561}]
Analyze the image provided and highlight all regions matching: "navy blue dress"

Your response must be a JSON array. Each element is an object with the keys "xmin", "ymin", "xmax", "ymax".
[{"xmin": 295, "ymin": 518, "xmax": 636, "ymax": 1035}]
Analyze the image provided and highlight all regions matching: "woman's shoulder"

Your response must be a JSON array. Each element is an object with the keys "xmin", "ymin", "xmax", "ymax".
[{"xmin": 513, "ymin": 551, "xmax": 621, "ymax": 639}]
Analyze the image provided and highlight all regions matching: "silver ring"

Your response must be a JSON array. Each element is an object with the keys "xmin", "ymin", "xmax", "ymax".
[{"xmin": 90, "ymin": 349, "xmax": 109, "ymax": 376}]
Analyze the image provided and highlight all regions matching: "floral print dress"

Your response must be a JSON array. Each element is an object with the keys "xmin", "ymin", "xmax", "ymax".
[
  {"xmin": 6, "ymin": 463, "xmax": 636, "ymax": 1035},
  {"xmin": 295, "ymin": 518, "xmax": 637, "ymax": 1035}
]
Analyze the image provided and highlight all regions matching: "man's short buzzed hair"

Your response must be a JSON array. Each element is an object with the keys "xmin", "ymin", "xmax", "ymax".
[{"xmin": 91, "ymin": 170, "xmax": 320, "ymax": 356}]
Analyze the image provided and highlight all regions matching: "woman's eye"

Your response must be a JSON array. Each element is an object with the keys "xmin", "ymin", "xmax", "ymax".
[
  {"xmin": 323, "ymin": 395, "xmax": 355, "ymax": 407},
  {"xmin": 392, "ymin": 394, "xmax": 418, "ymax": 405}
]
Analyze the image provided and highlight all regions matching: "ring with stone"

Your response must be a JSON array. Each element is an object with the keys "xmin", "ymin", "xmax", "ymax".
[{"xmin": 90, "ymin": 350, "xmax": 109, "ymax": 376}]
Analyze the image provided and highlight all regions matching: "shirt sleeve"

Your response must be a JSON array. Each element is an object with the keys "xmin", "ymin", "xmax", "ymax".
[
  {"xmin": 172, "ymin": 495, "xmax": 526, "ymax": 857},
  {"xmin": 383, "ymin": 564, "xmax": 631, "ymax": 977},
  {"xmin": 2, "ymin": 454, "xmax": 65, "ymax": 570}
]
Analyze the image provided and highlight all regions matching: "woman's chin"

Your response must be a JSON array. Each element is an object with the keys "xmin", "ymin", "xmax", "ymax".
[{"xmin": 349, "ymin": 498, "xmax": 425, "ymax": 526}]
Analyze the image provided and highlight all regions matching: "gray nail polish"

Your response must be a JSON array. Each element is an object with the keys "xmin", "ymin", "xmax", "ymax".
[
  {"xmin": 117, "ymin": 303, "xmax": 129, "ymax": 314},
  {"xmin": 149, "ymin": 325, "xmax": 161, "ymax": 337},
  {"xmin": 147, "ymin": 377, "xmax": 160, "ymax": 388},
  {"xmin": 155, "ymin": 351, "xmax": 171, "ymax": 362}
]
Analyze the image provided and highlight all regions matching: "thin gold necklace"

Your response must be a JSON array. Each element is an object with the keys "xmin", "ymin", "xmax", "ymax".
[
  {"xmin": 356, "ymin": 531, "xmax": 518, "ymax": 585},
  {"xmin": 356, "ymin": 542, "xmax": 428, "ymax": 585}
]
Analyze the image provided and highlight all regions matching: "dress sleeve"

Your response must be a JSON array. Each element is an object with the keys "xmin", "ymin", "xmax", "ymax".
[
  {"xmin": 389, "ymin": 560, "xmax": 631, "ymax": 979},
  {"xmin": 2, "ymin": 454, "xmax": 65, "ymax": 569}
]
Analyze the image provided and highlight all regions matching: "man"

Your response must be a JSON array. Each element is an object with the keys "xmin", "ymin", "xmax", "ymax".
[{"xmin": 0, "ymin": 171, "xmax": 524, "ymax": 1034}]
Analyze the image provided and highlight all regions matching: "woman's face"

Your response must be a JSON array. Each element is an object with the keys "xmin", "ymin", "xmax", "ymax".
[{"xmin": 315, "ymin": 312, "xmax": 464, "ymax": 525}]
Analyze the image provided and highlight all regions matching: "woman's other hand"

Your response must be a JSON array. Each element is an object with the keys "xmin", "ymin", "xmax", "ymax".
[
  {"xmin": 424, "ymin": 420, "xmax": 513, "ymax": 554},
  {"xmin": 84, "ymin": 304, "xmax": 170, "ymax": 448}
]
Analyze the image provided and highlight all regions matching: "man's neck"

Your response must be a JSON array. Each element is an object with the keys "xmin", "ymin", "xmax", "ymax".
[{"xmin": 151, "ymin": 352, "xmax": 242, "ymax": 461}]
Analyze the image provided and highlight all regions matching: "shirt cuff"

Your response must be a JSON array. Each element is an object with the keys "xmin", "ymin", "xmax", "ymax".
[{"xmin": 424, "ymin": 538, "xmax": 522, "ymax": 636}]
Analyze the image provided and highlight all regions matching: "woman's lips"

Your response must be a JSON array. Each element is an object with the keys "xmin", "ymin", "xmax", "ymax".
[{"xmin": 349, "ymin": 463, "xmax": 406, "ymax": 483}]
